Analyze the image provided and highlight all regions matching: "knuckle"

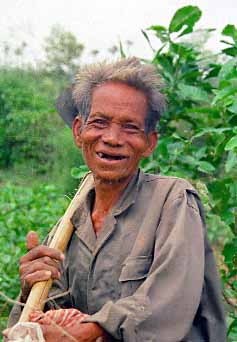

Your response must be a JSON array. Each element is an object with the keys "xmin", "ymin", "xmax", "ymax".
[
  {"xmin": 19, "ymin": 264, "xmax": 25, "ymax": 275},
  {"xmin": 37, "ymin": 245, "xmax": 44, "ymax": 252},
  {"xmin": 30, "ymin": 245, "xmax": 46, "ymax": 260},
  {"xmin": 23, "ymin": 274, "xmax": 31, "ymax": 285},
  {"xmin": 19, "ymin": 256, "xmax": 26, "ymax": 265},
  {"xmin": 43, "ymin": 256, "xmax": 51, "ymax": 264},
  {"xmin": 24, "ymin": 273, "xmax": 30, "ymax": 281},
  {"xmin": 33, "ymin": 245, "xmax": 42, "ymax": 255},
  {"xmin": 20, "ymin": 275, "xmax": 25, "ymax": 284}
]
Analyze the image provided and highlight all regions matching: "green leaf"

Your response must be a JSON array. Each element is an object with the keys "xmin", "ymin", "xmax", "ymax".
[
  {"xmin": 154, "ymin": 54, "xmax": 174, "ymax": 74},
  {"xmin": 218, "ymin": 59, "xmax": 237, "ymax": 80},
  {"xmin": 223, "ymin": 238, "xmax": 237, "ymax": 266},
  {"xmin": 225, "ymin": 151, "xmax": 237, "ymax": 173},
  {"xmin": 222, "ymin": 47, "xmax": 237, "ymax": 57},
  {"xmin": 195, "ymin": 147, "xmax": 207, "ymax": 160},
  {"xmin": 225, "ymin": 136, "xmax": 237, "ymax": 150},
  {"xmin": 180, "ymin": 155, "xmax": 197, "ymax": 166},
  {"xmin": 141, "ymin": 30, "xmax": 155, "ymax": 51},
  {"xmin": 169, "ymin": 6, "xmax": 202, "ymax": 37},
  {"xmin": 198, "ymin": 161, "xmax": 215, "ymax": 174},
  {"xmin": 227, "ymin": 317, "xmax": 237, "ymax": 337},
  {"xmin": 119, "ymin": 40, "xmax": 126, "ymax": 58},
  {"xmin": 204, "ymin": 64, "xmax": 222, "ymax": 79},
  {"xmin": 71, "ymin": 165, "xmax": 89, "ymax": 179},
  {"xmin": 222, "ymin": 24, "xmax": 237, "ymax": 44},
  {"xmin": 229, "ymin": 99, "xmax": 237, "ymax": 113},
  {"xmin": 142, "ymin": 160, "xmax": 159, "ymax": 173},
  {"xmin": 147, "ymin": 25, "xmax": 169, "ymax": 43},
  {"xmin": 177, "ymin": 83, "xmax": 209, "ymax": 102},
  {"xmin": 212, "ymin": 86, "xmax": 237, "ymax": 105}
]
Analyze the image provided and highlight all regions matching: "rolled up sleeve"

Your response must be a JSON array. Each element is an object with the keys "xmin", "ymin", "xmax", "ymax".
[{"xmin": 84, "ymin": 190, "xmax": 205, "ymax": 341}]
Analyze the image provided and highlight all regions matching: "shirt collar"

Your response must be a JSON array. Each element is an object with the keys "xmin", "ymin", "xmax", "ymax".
[
  {"xmin": 112, "ymin": 169, "xmax": 145, "ymax": 216},
  {"xmin": 71, "ymin": 168, "xmax": 146, "ymax": 227}
]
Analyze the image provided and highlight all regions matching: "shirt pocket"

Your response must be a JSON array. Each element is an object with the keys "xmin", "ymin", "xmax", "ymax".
[{"xmin": 119, "ymin": 256, "xmax": 153, "ymax": 297}]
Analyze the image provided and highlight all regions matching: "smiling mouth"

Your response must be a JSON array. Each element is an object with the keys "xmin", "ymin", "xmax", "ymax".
[{"xmin": 97, "ymin": 152, "xmax": 127, "ymax": 161}]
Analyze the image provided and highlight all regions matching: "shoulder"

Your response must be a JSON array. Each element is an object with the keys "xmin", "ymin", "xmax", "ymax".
[
  {"xmin": 142, "ymin": 173, "xmax": 197, "ymax": 194},
  {"xmin": 140, "ymin": 172, "xmax": 201, "ymax": 212}
]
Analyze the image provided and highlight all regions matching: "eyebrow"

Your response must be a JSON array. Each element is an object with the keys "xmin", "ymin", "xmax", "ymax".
[
  {"xmin": 89, "ymin": 112, "xmax": 110, "ymax": 119},
  {"xmin": 90, "ymin": 112, "xmax": 142, "ymax": 124}
]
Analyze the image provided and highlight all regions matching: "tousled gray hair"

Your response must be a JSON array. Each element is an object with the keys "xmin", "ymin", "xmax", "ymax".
[{"xmin": 72, "ymin": 58, "xmax": 166, "ymax": 133}]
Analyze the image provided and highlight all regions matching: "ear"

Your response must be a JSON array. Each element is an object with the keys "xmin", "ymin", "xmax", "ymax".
[
  {"xmin": 72, "ymin": 116, "xmax": 83, "ymax": 148},
  {"xmin": 142, "ymin": 131, "xmax": 158, "ymax": 158}
]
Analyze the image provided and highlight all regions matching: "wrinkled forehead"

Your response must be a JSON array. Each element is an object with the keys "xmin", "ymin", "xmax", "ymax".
[
  {"xmin": 92, "ymin": 81, "xmax": 148, "ymax": 108},
  {"xmin": 89, "ymin": 81, "xmax": 148, "ymax": 123}
]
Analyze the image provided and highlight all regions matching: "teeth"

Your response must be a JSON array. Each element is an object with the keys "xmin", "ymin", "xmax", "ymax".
[{"xmin": 97, "ymin": 152, "xmax": 125, "ymax": 160}]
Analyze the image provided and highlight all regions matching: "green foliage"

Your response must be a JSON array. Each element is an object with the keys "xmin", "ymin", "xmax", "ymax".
[
  {"xmin": 44, "ymin": 25, "xmax": 84, "ymax": 76},
  {"xmin": 0, "ymin": 183, "xmax": 68, "ymax": 330},
  {"xmin": 221, "ymin": 24, "xmax": 237, "ymax": 57},
  {"xmin": 0, "ymin": 67, "xmax": 71, "ymax": 175},
  {"xmin": 0, "ymin": 64, "xmax": 85, "ymax": 191},
  {"xmin": 169, "ymin": 6, "xmax": 202, "ymax": 37},
  {"xmin": 144, "ymin": 6, "xmax": 237, "ymax": 339},
  {"xmin": 71, "ymin": 164, "xmax": 89, "ymax": 180}
]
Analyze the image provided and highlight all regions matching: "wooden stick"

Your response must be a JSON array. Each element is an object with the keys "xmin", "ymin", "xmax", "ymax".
[{"xmin": 19, "ymin": 172, "xmax": 93, "ymax": 322}]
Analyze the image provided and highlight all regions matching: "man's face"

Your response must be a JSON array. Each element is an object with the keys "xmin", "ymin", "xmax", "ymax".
[{"xmin": 73, "ymin": 81, "xmax": 157, "ymax": 183}]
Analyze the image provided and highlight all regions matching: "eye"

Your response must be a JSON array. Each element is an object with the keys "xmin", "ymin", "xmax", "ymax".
[
  {"xmin": 122, "ymin": 123, "xmax": 141, "ymax": 133},
  {"xmin": 88, "ymin": 118, "xmax": 108, "ymax": 128}
]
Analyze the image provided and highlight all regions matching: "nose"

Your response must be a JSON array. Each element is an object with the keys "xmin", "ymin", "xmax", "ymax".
[{"xmin": 102, "ymin": 123, "xmax": 123, "ymax": 147}]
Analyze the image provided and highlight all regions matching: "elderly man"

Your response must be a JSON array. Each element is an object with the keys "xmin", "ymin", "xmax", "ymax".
[{"xmin": 8, "ymin": 58, "xmax": 226, "ymax": 341}]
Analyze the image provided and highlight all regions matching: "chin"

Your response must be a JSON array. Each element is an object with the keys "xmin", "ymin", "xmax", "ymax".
[{"xmin": 93, "ymin": 170, "xmax": 132, "ymax": 184}]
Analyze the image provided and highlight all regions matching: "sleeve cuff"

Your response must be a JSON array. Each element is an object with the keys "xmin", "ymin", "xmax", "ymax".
[{"xmin": 83, "ymin": 295, "xmax": 152, "ymax": 341}]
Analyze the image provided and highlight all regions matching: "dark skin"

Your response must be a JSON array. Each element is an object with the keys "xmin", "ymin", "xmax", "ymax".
[
  {"xmin": 18, "ymin": 233, "xmax": 111, "ymax": 342},
  {"xmin": 35, "ymin": 321, "xmax": 107, "ymax": 342},
  {"xmin": 15, "ymin": 81, "xmax": 157, "ymax": 341}
]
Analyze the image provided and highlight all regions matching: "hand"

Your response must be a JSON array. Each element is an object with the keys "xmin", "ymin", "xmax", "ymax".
[
  {"xmin": 29, "ymin": 309, "xmax": 111, "ymax": 342},
  {"xmin": 30, "ymin": 308, "xmax": 90, "ymax": 327},
  {"xmin": 40, "ymin": 323, "xmax": 109, "ymax": 342},
  {"xmin": 19, "ymin": 231, "xmax": 64, "ymax": 302}
]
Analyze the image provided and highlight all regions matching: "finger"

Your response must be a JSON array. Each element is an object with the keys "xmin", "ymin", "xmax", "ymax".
[
  {"xmin": 22, "ymin": 261, "xmax": 61, "ymax": 284},
  {"xmin": 24, "ymin": 270, "xmax": 52, "ymax": 288},
  {"xmin": 20, "ymin": 245, "xmax": 64, "ymax": 264},
  {"xmin": 29, "ymin": 311, "xmax": 44, "ymax": 322},
  {"xmin": 30, "ymin": 311, "xmax": 53, "ymax": 325},
  {"xmin": 2, "ymin": 328, "xmax": 10, "ymax": 337},
  {"xmin": 40, "ymin": 256, "xmax": 62, "ymax": 270},
  {"xmin": 20, "ymin": 258, "xmax": 61, "ymax": 279},
  {"xmin": 40, "ymin": 324, "xmax": 69, "ymax": 342},
  {"xmin": 26, "ymin": 231, "xmax": 39, "ymax": 250},
  {"xmin": 40, "ymin": 325, "xmax": 60, "ymax": 341}
]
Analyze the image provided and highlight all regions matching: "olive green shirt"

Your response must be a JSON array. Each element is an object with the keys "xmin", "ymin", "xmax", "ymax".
[{"xmin": 9, "ymin": 170, "xmax": 226, "ymax": 341}]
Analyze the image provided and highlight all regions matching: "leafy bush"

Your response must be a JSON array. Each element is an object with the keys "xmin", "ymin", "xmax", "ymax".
[
  {"xmin": 141, "ymin": 5, "xmax": 237, "ymax": 339},
  {"xmin": 0, "ymin": 183, "xmax": 68, "ymax": 331},
  {"xmin": 0, "ymin": 68, "xmax": 67, "ymax": 172}
]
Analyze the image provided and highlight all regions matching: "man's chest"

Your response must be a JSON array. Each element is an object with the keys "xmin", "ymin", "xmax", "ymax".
[{"xmin": 64, "ymin": 207, "xmax": 157, "ymax": 314}]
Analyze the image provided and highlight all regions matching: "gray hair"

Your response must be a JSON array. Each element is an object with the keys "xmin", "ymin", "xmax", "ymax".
[{"xmin": 72, "ymin": 58, "xmax": 166, "ymax": 133}]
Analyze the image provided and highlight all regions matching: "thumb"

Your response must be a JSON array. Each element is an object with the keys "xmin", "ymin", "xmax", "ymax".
[
  {"xmin": 26, "ymin": 231, "xmax": 39, "ymax": 250},
  {"xmin": 2, "ymin": 328, "xmax": 10, "ymax": 337}
]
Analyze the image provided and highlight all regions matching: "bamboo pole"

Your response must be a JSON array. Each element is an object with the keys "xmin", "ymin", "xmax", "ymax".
[{"xmin": 18, "ymin": 172, "xmax": 93, "ymax": 323}]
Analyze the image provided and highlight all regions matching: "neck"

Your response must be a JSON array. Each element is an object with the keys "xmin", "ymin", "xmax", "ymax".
[
  {"xmin": 91, "ymin": 173, "xmax": 135, "ymax": 234},
  {"xmin": 94, "ymin": 175, "xmax": 133, "ymax": 212}
]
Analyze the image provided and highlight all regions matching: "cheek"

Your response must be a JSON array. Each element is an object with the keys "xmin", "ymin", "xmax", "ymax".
[
  {"xmin": 128, "ymin": 137, "xmax": 149, "ymax": 155},
  {"xmin": 80, "ymin": 129, "xmax": 101, "ymax": 146}
]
